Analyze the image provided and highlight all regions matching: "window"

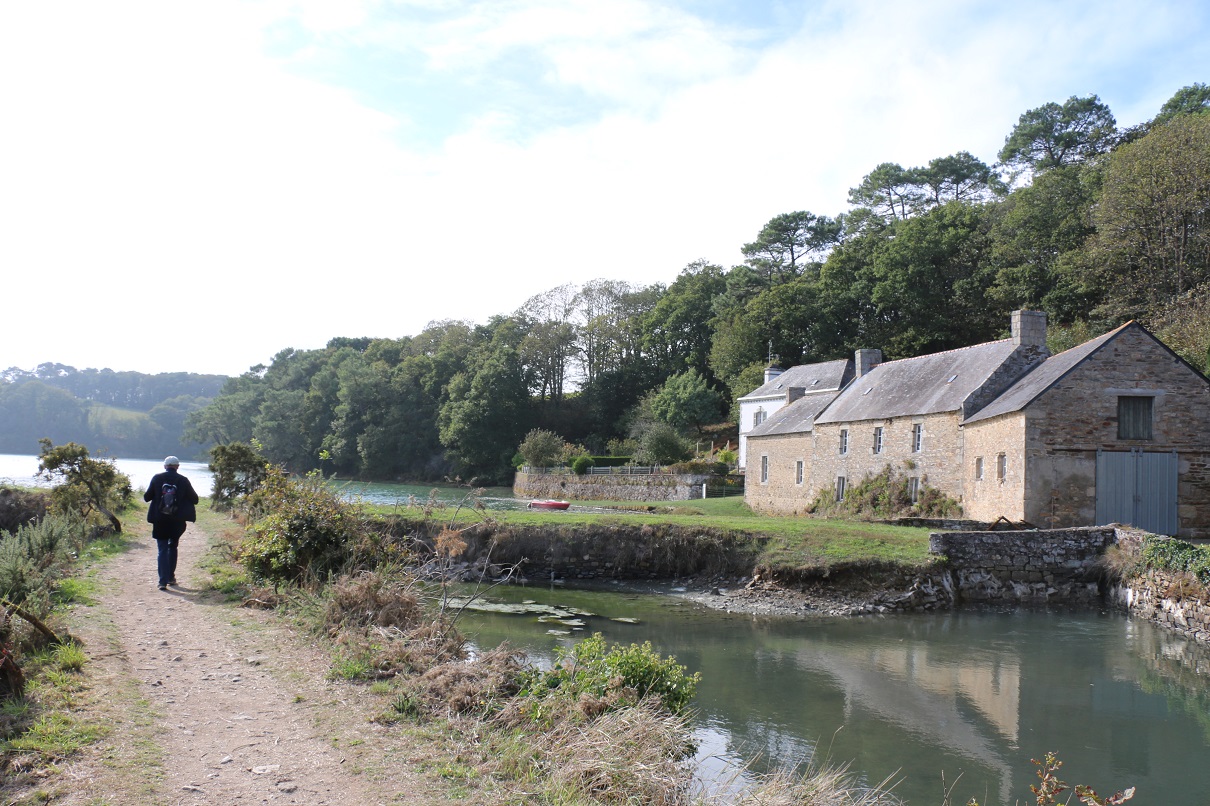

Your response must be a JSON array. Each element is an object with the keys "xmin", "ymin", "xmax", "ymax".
[
  {"xmin": 839, "ymin": 429, "xmax": 849, "ymax": 455},
  {"xmin": 911, "ymin": 423, "xmax": 923, "ymax": 453},
  {"xmin": 975, "ymin": 457, "xmax": 984, "ymax": 480},
  {"xmin": 996, "ymin": 453, "xmax": 1007, "ymax": 481},
  {"xmin": 795, "ymin": 460, "xmax": 804, "ymax": 485},
  {"xmin": 760, "ymin": 455, "xmax": 769, "ymax": 483},
  {"xmin": 873, "ymin": 426, "xmax": 884, "ymax": 454},
  {"xmin": 753, "ymin": 408, "xmax": 768, "ymax": 428},
  {"xmin": 908, "ymin": 476, "xmax": 920, "ymax": 504},
  {"xmin": 1118, "ymin": 396, "xmax": 1154, "ymax": 440},
  {"xmin": 835, "ymin": 476, "xmax": 847, "ymax": 502}
]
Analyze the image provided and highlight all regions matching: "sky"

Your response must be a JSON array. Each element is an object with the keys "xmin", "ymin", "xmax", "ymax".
[{"xmin": 1, "ymin": 0, "xmax": 1206, "ymax": 378}]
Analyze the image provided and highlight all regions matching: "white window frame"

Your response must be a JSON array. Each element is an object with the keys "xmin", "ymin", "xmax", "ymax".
[
  {"xmin": 975, "ymin": 456, "xmax": 984, "ymax": 481},
  {"xmin": 839, "ymin": 429, "xmax": 849, "ymax": 455},
  {"xmin": 795, "ymin": 459, "xmax": 804, "ymax": 486},
  {"xmin": 760, "ymin": 454, "xmax": 769, "ymax": 484},
  {"xmin": 911, "ymin": 423, "xmax": 923, "ymax": 453},
  {"xmin": 835, "ymin": 476, "xmax": 847, "ymax": 501},
  {"xmin": 996, "ymin": 453, "xmax": 1007, "ymax": 481},
  {"xmin": 908, "ymin": 476, "xmax": 920, "ymax": 504},
  {"xmin": 873, "ymin": 426, "xmax": 884, "ymax": 454}
]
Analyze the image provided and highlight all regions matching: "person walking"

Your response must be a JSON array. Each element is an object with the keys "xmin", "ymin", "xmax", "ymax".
[{"xmin": 144, "ymin": 456, "xmax": 200, "ymax": 591}]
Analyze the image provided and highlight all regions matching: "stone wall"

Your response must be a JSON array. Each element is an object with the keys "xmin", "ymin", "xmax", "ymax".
[
  {"xmin": 744, "ymin": 433, "xmax": 812, "ymax": 515},
  {"xmin": 929, "ymin": 527, "xmax": 1116, "ymax": 602},
  {"xmin": 514, "ymin": 470, "xmax": 713, "ymax": 502},
  {"xmin": 1108, "ymin": 531, "xmax": 1210, "ymax": 643}
]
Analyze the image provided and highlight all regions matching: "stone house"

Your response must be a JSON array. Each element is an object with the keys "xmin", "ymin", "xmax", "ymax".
[
  {"xmin": 744, "ymin": 311, "xmax": 1210, "ymax": 538},
  {"xmin": 736, "ymin": 358, "xmax": 856, "ymax": 470}
]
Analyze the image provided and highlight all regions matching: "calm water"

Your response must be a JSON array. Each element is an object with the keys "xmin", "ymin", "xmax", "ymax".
[
  {"xmin": 0, "ymin": 453, "xmax": 535, "ymax": 510},
  {"xmin": 452, "ymin": 582, "xmax": 1210, "ymax": 805}
]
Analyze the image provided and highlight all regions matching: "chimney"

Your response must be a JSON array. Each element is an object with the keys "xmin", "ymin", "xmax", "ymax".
[
  {"xmin": 786, "ymin": 387, "xmax": 806, "ymax": 404},
  {"xmin": 764, "ymin": 364, "xmax": 784, "ymax": 384},
  {"xmin": 1011, "ymin": 310, "xmax": 1048, "ymax": 349},
  {"xmin": 855, "ymin": 349, "xmax": 882, "ymax": 378}
]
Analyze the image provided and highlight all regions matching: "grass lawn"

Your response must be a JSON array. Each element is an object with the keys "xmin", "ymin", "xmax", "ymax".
[{"xmin": 375, "ymin": 495, "xmax": 937, "ymax": 570}]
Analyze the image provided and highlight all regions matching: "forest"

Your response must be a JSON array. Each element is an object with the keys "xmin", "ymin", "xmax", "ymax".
[
  {"xmin": 184, "ymin": 85, "xmax": 1210, "ymax": 484},
  {"xmin": 0, "ymin": 364, "xmax": 225, "ymax": 459}
]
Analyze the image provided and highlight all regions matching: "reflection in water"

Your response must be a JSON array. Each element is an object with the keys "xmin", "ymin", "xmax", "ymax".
[{"xmin": 454, "ymin": 584, "xmax": 1210, "ymax": 804}]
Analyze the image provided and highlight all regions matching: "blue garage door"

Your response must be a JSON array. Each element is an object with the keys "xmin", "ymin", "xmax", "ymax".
[{"xmin": 1095, "ymin": 449, "xmax": 1178, "ymax": 535}]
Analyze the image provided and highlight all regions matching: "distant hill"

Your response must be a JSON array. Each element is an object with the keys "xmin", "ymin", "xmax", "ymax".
[{"xmin": 0, "ymin": 363, "xmax": 228, "ymax": 459}]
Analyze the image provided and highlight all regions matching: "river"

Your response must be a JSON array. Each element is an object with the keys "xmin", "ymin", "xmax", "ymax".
[{"xmin": 452, "ymin": 581, "xmax": 1210, "ymax": 804}]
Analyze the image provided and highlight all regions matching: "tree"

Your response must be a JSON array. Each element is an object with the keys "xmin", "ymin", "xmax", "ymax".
[
  {"xmin": 741, "ymin": 211, "xmax": 843, "ymax": 281},
  {"xmin": 643, "ymin": 260, "xmax": 726, "ymax": 379},
  {"xmin": 999, "ymin": 94, "xmax": 1117, "ymax": 173},
  {"xmin": 633, "ymin": 422, "xmax": 692, "ymax": 466},
  {"xmin": 915, "ymin": 152, "xmax": 1002, "ymax": 206},
  {"xmin": 1091, "ymin": 114, "xmax": 1210, "ymax": 320},
  {"xmin": 848, "ymin": 162, "xmax": 923, "ymax": 220},
  {"xmin": 649, "ymin": 370, "xmax": 724, "ymax": 435},
  {"xmin": 208, "ymin": 441, "xmax": 269, "ymax": 508},
  {"xmin": 1153, "ymin": 83, "xmax": 1210, "ymax": 126},
  {"xmin": 517, "ymin": 428, "xmax": 566, "ymax": 468},
  {"xmin": 36, "ymin": 439, "xmax": 130, "ymax": 534},
  {"xmin": 438, "ymin": 343, "xmax": 532, "ymax": 480}
]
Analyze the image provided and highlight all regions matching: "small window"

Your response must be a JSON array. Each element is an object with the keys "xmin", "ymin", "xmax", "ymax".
[
  {"xmin": 795, "ymin": 460, "xmax": 804, "ymax": 485},
  {"xmin": 839, "ymin": 429, "xmax": 849, "ymax": 455},
  {"xmin": 753, "ymin": 408, "xmax": 767, "ymax": 428},
  {"xmin": 911, "ymin": 423, "xmax": 923, "ymax": 453},
  {"xmin": 1118, "ymin": 396, "xmax": 1154, "ymax": 440},
  {"xmin": 835, "ymin": 476, "xmax": 847, "ymax": 502},
  {"xmin": 873, "ymin": 426, "xmax": 884, "ymax": 454},
  {"xmin": 908, "ymin": 476, "xmax": 920, "ymax": 504},
  {"xmin": 996, "ymin": 453, "xmax": 1007, "ymax": 481},
  {"xmin": 760, "ymin": 455, "xmax": 769, "ymax": 483},
  {"xmin": 975, "ymin": 457, "xmax": 984, "ymax": 481}
]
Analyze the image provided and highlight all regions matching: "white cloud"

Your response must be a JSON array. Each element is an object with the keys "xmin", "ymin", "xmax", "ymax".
[{"xmin": 0, "ymin": 0, "xmax": 1205, "ymax": 375}]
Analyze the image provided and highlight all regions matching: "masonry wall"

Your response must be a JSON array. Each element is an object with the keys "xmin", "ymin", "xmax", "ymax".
[
  {"xmin": 1018, "ymin": 327, "xmax": 1210, "ymax": 538},
  {"xmin": 744, "ymin": 433, "xmax": 812, "ymax": 515},
  {"xmin": 514, "ymin": 470, "xmax": 713, "ymax": 501},
  {"xmin": 930, "ymin": 527, "xmax": 1116, "ymax": 602},
  {"xmin": 810, "ymin": 412, "xmax": 964, "ymax": 505},
  {"xmin": 962, "ymin": 414, "xmax": 1028, "ymax": 523}
]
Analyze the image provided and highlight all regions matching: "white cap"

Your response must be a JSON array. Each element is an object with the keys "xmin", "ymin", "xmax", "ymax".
[{"xmin": 164, "ymin": 456, "xmax": 180, "ymax": 468}]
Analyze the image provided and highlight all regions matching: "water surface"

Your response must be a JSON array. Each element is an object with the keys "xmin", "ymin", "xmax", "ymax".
[{"xmin": 452, "ymin": 581, "xmax": 1210, "ymax": 804}]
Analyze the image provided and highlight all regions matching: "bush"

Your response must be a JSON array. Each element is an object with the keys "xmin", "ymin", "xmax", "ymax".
[
  {"xmin": 809, "ymin": 465, "xmax": 961, "ymax": 519},
  {"xmin": 634, "ymin": 424, "xmax": 692, "ymax": 466},
  {"xmin": 237, "ymin": 468, "xmax": 370, "ymax": 586},
  {"xmin": 518, "ymin": 429, "xmax": 565, "ymax": 468},
  {"xmin": 571, "ymin": 455, "xmax": 595, "ymax": 475},
  {"xmin": 0, "ymin": 513, "xmax": 85, "ymax": 610},
  {"xmin": 519, "ymin": 633, "xmax": 700, "ymax": 717},
  {"xmin": 209, "ymin": 441, "xmax": 269, "ymax": 509}
]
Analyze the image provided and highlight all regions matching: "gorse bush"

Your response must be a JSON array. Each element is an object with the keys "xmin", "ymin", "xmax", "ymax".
[
  {"xmin": 238, "ymin": 468, "xmax": 369, "ymax": 586},
  {"xmin": 519, "ymin": 633, "xmax": 700, "ymax": 718},
  {"xmin": 0, "ymin": 513, "xmax": 85, "ymax": 610}
]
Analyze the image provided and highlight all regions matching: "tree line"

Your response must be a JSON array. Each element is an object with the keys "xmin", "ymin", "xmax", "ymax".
[
  {"xmin": 186, "ymin": 85, "xmax": 1210, "ymax": 484},
  {"xmin": 0, "ymin": 364, "xmax": 225, "ymax": 459}
]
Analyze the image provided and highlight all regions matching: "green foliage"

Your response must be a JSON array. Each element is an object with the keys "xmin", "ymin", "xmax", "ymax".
[
  {"xmin": 519, "ymin": 633, "xmax": 699, "ymax": 717},
  {"xmin": 0, "ymin": 513, "xmax": 85, "ymax": 609},
  {"xmin": 570, "ymin": 455, "xmax": 594, "ymax": 475},
  {"xmin": 517, "ymin": 428, "xmax": 565, "ymax": 468},
  {"xmin": 36, "ymin": 440, "xmax": 130, "ymax": 535},
  {"xmin": 810, "ymin": 465, "xmax": 962, "ymax": 520},
  {"xmin": 649, "ymin": 369, "xmax": 724, "ymax": 434},
  {"xmin": 998, "ymin": 94, "xmax": 1118, "ymax": 172},
  {"xmin": 237, "ymin": 467, "xmax": 368, "ymax": 585},
  {"xmin": 1139, "ymin": 536, "xmax": 1210, "ymax": 587},
  {"xmin": 633, "ymin": 423, "xmax": 692, "ymax": 466},
  {"xmin": 207, "ymin": 441, "xmax": 269, "ymax": 508}
]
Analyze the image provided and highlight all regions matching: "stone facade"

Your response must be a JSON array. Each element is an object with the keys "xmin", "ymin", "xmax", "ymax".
[
  {"xmin": 962, "ymin": 414, "xmax": 1028, "ymax": 523},
  {"xmin": 810, "ymin": 412, "xmax": 963, "ymax": 507},
  {"xmin": 745, "ymin": 434, "xmax": 812, "ymax": 515}
]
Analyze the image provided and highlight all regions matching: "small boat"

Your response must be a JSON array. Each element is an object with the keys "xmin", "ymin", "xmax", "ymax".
[{"xmin": 528, "ymin": 500, "xmax": 570, "ymax": 510}]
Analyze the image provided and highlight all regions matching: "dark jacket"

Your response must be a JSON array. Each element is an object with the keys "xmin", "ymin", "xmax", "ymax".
[{"xmin": 144, "ymin": 469, "xmax": 200, "ymax": 524}]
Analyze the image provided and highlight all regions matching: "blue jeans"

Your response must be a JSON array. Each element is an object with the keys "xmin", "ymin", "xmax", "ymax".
[{"xmin": 153, "ymin": 519, "xmax": 187, "ymax": 585}]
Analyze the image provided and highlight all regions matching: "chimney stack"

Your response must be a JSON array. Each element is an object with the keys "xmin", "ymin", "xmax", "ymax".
[
  {"xmin": 786, "ymin": 387, "xmax": 806, "ymax": 403},
  {"xmin": 764, "ymin": 364, "xmax": 784, "ymax": 384},
  {"xmin": 1011, "ymin": 310, "xmax": 1048, "ymax": 349},
  {"xmin": 855, "ymin": 349, "xmax": 882, "ymax": 378}
]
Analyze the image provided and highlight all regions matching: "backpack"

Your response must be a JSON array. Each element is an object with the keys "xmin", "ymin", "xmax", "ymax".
[{"xmin": 160, "ymin": 482, "xmax": 179, "ymax": 518}]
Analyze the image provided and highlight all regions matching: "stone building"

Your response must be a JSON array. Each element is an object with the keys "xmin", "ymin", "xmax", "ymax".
[{"xmin": 744, "ymin": 312, "xmax": 1210, "ymax": 538}]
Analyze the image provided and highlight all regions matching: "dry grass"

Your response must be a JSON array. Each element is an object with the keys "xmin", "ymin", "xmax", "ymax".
[{"xmin": 703, "ymin": 761, "xmax": 904, "ymax": 806}]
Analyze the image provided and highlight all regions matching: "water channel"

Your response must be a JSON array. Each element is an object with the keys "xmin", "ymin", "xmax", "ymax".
[
  {"xmin": 452, "ymin": 581, "xmax": 1210, "ymax": 804},
  {"xmin": 6, "ymin": 454, "xmax": 1210, "ymax": 801}
]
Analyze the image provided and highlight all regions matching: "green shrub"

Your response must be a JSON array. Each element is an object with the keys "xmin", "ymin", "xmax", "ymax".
[
  {"xmin": 809, "ymin": 465, "xmax": 961, "ymax": 519},
  {"xmin": 238, "ymin": 468, "xmax": 368, "ymax": 585},
  {"xmin": 0, "ymin": 513, "xmax": 85, "ymax": 608},
  {"xmin": 519, "ymin": 633, "xmax": 700, "ymax": 717},
  {"xmin": 1140, "ymin": 536, "xmax": 1210, "ymax": 586},
  {"xmin": 518, "ymin": 429, "xmax": 565, "ymax": 468},
  {"xmin": 570, "ymin": 455, "xmax": 595, "ymax": 475}
]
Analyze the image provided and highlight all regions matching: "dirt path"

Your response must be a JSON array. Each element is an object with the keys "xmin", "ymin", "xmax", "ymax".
[{"xmin": 42, "ymin": 512, "xmax": 452, "ymax": 805}]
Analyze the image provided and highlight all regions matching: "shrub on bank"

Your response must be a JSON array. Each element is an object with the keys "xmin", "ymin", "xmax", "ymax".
[{"xmin": 809, "ymin": 465, "xmax": 962, "ymax": 520}]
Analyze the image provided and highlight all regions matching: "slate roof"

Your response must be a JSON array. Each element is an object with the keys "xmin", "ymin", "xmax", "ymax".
[
  {"xmin": 964, "ymin": 323, "xmax": 1131, "ymax": 424},
  {"xmin": 747, "ymin": 390, "xmax": 843, "ymax": 437},
  {"xmin": 739, "ymin": 359, "xmax": 854, "ymax": 401},
  {"xmin": 814, "ymin": 339, "xmax": 1021, "ymax": 425}
]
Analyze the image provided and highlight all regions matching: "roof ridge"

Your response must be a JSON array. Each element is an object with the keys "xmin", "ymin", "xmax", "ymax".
[{"xmin": 871, "ymin": 337, "xmax": 1013, "ymax": 367}]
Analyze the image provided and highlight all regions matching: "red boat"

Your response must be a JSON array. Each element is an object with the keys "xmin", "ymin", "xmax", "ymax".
[{"xmin": 527, "ymin": 500, "xmax": 570, "ymax": 510}]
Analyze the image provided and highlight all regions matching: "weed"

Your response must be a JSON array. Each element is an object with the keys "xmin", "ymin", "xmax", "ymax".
[{"xmin": 50, "ymin": 642, "xmax": 86, "ymax": 674}]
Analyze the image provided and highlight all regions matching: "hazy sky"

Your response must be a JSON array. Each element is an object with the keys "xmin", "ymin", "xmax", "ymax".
[{"xmin": 2, "ymin": 0, "xmax": 1206, "ymax": 377}]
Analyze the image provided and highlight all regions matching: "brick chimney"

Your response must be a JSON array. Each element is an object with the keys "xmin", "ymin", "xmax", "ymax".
[
  {"xmin": 855, "ymin": 349, "xmax": 882, "ymax": 378},
  {"xmin": 1011, "ymin": 310, "xmax": 1047, "ymax": 348}
]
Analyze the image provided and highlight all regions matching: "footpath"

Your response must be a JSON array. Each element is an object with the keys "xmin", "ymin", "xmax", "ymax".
[{"xmin": 24, "ymin": 511, "xmax": 450, "ymax": 805}]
